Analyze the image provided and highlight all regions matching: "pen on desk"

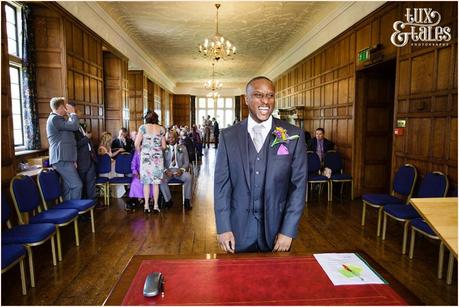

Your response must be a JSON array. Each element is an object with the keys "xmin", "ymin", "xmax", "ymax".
[{"xmin": 342, "ymin": 264, "xmax": 364, "ymax": 281}]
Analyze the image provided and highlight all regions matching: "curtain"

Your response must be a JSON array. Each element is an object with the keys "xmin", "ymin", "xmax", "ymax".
[{"xmin": 21, "ymin": 4, "xmax": 40, "ymax": 149}]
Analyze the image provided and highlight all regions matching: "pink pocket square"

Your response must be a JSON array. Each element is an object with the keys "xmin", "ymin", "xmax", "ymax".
[{"xmin": 277, "ymin": 144, "xmax": 289, "ymax": 155}]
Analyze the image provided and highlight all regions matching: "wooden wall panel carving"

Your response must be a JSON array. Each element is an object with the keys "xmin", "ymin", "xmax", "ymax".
[
  {"xmin": 128, "ymin": 70, "xmax": 147, "ymax": 132},
  {"xmin": 103, "ymin": 51, "xmax": 129, "ymax": 136},
  {"xmin": 64, "ymin": 18, "xmax": 104, "ymax": 142},
  {"xmin": 172, "ymin": 95, "xmax": 190, "ymax": 127},
  {"xmin": 274, "ymin": 1, "xmax": 457, "ymax": 195},
  {"xmin": 33, "ymin": 5, "xmax": 67, "ymax": 149}
]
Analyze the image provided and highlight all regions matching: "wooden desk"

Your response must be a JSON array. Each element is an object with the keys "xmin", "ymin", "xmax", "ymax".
[
  {"xmin": 410, "ymin": 197, "xmax": 458, "ymax": 284},
  {"xmin": 104, "ymin": 252, "xmax": 420, "ymax": 305}
]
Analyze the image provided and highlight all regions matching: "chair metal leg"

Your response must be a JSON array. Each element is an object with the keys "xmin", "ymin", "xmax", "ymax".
[
  {"xmin": 377, "ymin": 207, "xmax": 383, "ymax": 236},
  {"xmin": 74, "ymin": 219, "xmax": 80, "ymax": 246},
  {"xmin": 19, "ymin": 258, "xmax": 27, "ymax": 295},
  {"xmin": 305, "ymin": 183, "xmax": 309, "ymax": 202},
  {"xmin": 382, "ymin": 213, "xmax": 387, "ymax": 240},
  {"xmin": 438, "ymin": 241, "xmax": 445, "ymax": 279},
  {"xmin": 26, "ymin": 246, "xmax": 35, "ymax": 288},
  {"xmin": 340, "ymin": 182, "xmax": 344, "ymax": 200},
  {"xmin": 446, "ymin": 251, "xmax": 454, "ymax": 285},
  {"xmin": 328, "ymin": 181, "xmax": 333, "ymax": 202},
  {"xmin": 90, "ymin": 208, "xmax": 95, "ymax": 233},
  {"xmin": 56, "ymin": 228, "xmax": 62, "ymax": 261},
  {"xmin": 51, "ymin": 235, "xmax": 57, "ymax": 266},
  {"xmin": 409, "ymin": 229, "xmax": 415, "ymax": 259},
  {"xmin": 402, "ymin": 221, "xmax": 409, "ymax": 254},
  {"xmin": 350, "ymin": 181, "xmax": 354, "ymax": 200},
  {"xmin": 361, "ymin": 203, "xmax": 366, "ymax": 226}
]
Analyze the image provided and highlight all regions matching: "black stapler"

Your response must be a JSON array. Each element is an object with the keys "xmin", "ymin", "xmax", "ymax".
[{"xmin": 143, "ymin": 272, "xmax": 165, "ymax": 297}]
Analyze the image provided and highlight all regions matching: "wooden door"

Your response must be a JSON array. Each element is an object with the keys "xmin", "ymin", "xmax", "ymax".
[{"xmin": 356, "ymin": 60, "xmax": 395, "ymax": 194}]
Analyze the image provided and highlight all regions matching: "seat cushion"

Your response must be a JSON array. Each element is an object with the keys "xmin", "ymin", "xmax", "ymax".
[
  {"xmin": 96, "ymin": 177, "xmax": 109, "ymax": 184},
  {"xmin": 308, "ymin": 174, "xmax": 328, "ymax": 182},
  {"xmin": 1, "ymin": 244, "xmax": 26, "ymax": 269},
  {"xmin": 384, "ymin": 204, "xmax": 421, "ymax": 219},
  {"xmin": 2, "ymin": 223, "xmax": 56, "ymax": 244},
  {"xmin": 29, "ymin": 209, "xmax": 78, "ymax": 225},
  {"xmin": 411, "ymin": 218, "xmax": 436, "ymax": 236},
  {"xmin": 109, "ymin": 177, "xmax": 132, "ymax": 184},
  {"xmin": 168, "ymin": 177, "xmax": 184, "ymax": 184},
  {"xmin": 362, "ymin": 194, "xmax": 404, "ymax": 206},
  {"xmin": 330, "ymin": 173, "xmax": 352, "ymax": 180},
  {"xmin": 53, "ymin": 199, "xmax": 95, "ymax": 212}
]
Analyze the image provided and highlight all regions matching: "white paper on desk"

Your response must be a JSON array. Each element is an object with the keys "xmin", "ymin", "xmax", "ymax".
[{"xmin": 313, "ymin": 253, "xmax": 386, "ymax": 286}]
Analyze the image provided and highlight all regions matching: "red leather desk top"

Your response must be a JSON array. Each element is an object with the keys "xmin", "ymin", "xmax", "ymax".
[{"xmin": 104, "ymin": 255, "xmax": 416, "ymax": 306}]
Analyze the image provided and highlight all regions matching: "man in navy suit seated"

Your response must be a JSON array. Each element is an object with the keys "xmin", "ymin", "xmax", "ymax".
[{"xmin": 311, "ymin": 128, "xmax": 334, "ymax": 161}]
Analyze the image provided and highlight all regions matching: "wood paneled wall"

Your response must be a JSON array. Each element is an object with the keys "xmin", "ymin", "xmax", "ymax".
[
  {"xmin": 274, "ymin": 2, "xmax": 458, "ymax": 195},
  {"xmin": 172, "ymin": 95, "xmax": 191, "ymax": 127},
  {"xmin": 240, "ymin": 95, "xmax": 248, "ymax": 120},
  {"xmin": 128, "ymin": 70, "xmax": 147, "ymax": 132},
  {"xmin": 33, "ymin": 5, "xmax": 67, "ymax": 149},
  {"xmin": 1, "ymin": 3, "xmax": 15, "ymax": 184},
  {"xmin": 393, "ymin": 2, "xmax": 457, "ymax": 188},
  {"xmin": 153, "ymin": 83, "xmax": 162, "ymax": 123},
  {"xmin": 64, "ymin": 17, "xmax": 104, "ymax": 142},
  {"xmin": 103, "ymin": 51, "xmax": 129, "ymax": 136}
]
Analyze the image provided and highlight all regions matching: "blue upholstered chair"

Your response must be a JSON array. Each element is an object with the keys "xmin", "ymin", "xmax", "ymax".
[
  {"xmin": 96, "ymin": 154, "xmax": 111, "ymax": 206},
  {"xmin": 361, "ymin": 164, "xmax": 417, "ymax": 236},
  {"xmin": 10, "ymin": 175, "xmax": 80, "ymax": 263},
  {"xmin": 409, "ymin": 218, "xmax": 445, "ymax": 279},
  {"xmin": 306, "ymin": 151, "xmax": 328, "ymax": 202},
  {"xmin": 2, "ymin": 244, "xmax": 27, "ymax": 295},
  {"xmin": 109, "ymin": 152, "xmax": 133, "ymax": 197},
  {"xmin": 382, "ymin": 172, "xmax": 448, "ymax": 254},
  {"xmin": 37, "ymin": 168, "xmax": 97, "ymax": 233},
  {"xmin": 2, "ymin": 194, "xmax": 57, "ymax": 288},
  {"xmin": 324, "ymin": 150, "xmax": 353, "ymax": 202}
]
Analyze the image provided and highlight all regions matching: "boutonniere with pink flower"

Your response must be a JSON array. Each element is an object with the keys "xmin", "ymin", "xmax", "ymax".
[{"xmin": 271, "ymin": 127, "xmax": 300, "ymax": 155}]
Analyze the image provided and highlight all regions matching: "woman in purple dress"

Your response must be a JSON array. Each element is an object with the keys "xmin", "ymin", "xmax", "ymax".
[{"xmin": 127, "ymin": 150, "xmax": 153, "ymax": 210}]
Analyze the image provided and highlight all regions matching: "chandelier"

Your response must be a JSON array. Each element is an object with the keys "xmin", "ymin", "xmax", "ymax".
[
  {"xmin": 205, "ymin": 63, "xmax": 222, "ymax": 99},
  {"xmin": 204, "ymin": 63, "xmax": 223, "ymax": 91},
  {"xmin": 198, "ymin": 3, "xmax": 236, "ymax": 62}
]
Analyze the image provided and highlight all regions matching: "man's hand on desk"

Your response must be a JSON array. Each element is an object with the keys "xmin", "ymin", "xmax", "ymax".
[
  {"xmin": 273, "ymin": 233, "xmax": 292, "ymax": 252},
  {"xmin": 217, "ymin": 231, "xmax": 235, "ymax": 253}
]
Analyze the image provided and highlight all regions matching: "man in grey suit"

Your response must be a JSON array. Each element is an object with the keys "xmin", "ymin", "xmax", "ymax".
[
  {"xmin": 47, "ymin": 97, "xmax": 82, "ymax": 200},
  {"xmin": 160, "ymin": 130, "xmax": 193, "ymax": 210},
  {"xmin": 214, "ymin": 76, "xmax": 307, "ymax": 253}
]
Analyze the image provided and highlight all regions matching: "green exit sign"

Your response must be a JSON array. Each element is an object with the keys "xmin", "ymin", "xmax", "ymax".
[{"xmin": 358, "ymin": 48, "xmax": 370, "ymax": 62}]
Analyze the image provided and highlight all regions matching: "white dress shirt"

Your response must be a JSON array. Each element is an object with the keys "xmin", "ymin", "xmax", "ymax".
[{"xmin": 247, "ymin": 115, "xmax": 272, "ymax": 146}]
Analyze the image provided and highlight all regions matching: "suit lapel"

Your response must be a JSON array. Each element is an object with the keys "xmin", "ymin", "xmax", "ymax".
[
  {"xmin": 265, "ymin": 118, "xmax": 277, "ymax": 179},
  {"xmin": 237, "ymin": 119, "xmax": 251, "ymax": 189}
]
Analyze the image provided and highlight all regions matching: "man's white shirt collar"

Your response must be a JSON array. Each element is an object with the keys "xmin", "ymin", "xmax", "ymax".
[{"xmin": 247, "ymin": 115, "xmax": 272, "ymax": 144}]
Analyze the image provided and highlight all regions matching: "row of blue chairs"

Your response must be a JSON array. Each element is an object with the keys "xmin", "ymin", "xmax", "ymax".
[
  {"xmin": 2, "ymin": 169, "xmax": 96, "ymax": 294},
  {"xmin": 361, "ymin": 164, "xmax": 452, "ymax": 280},
  {"xmin": 307, "ymin": 150, "xmax": 353, "ymax": 202}
]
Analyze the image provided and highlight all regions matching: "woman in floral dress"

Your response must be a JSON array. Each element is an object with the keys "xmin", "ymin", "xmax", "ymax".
[{"xmin": 134, "ymin": 111, "xmax": 166, "ymax": 213}]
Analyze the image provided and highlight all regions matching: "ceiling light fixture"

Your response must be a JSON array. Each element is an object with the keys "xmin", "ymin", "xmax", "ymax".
[
  {"xmin": 198, "ymin": 3, "xmax": 236, "ymax": 62},
  {"xmin": 204, "ymin": 63, "xmax": 223, "ymax": 91}
]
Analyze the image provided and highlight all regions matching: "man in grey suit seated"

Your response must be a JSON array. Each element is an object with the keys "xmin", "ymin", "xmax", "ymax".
[
  {"xmin": 47, "ymin": 97, "xmax": 82, "ymax": 200},
  {"xmin": 160, "ymin": 130, "xmax": 193, "ymax": 210}
]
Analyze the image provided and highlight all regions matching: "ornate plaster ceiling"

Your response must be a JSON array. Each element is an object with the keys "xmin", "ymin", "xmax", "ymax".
[{"xmin": 97, "ymin": 1, "xmax": 342, "ymax": 87}]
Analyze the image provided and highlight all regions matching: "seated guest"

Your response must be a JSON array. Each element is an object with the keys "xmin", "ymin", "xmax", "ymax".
[
  {"xmin": 311, "ymin": 128, "xmax": 334, "ymax": 161},
  {"xmin": 160, "ymin": 130, "xmax": 193, "ymax": 210},
  {"xmin": 98, "ymin": 132, "xmax": 124, "ymax": 158},
  {"xmin": 112, "ymin": 127, "xmax": 134, "ymax": 153},
  {"xmin": 125, "ymin": 149, "xmax": 153, "ymax": 211},
  {"xmin": 179, "ymin": 128, "xmax": 196, "ymax": 165},
  {"xmin": 191, "ymin": 124, "xmax": 203, "ymax": 159}
]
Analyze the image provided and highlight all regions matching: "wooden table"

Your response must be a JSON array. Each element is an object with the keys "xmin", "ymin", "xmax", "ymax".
[
  {"xmin": 410, "ymin": 197, "xmax": 458, "ymax": 284},
  {"xmin": 104, "ymin": 252, "xmax": 420, "ymax": 305}
]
